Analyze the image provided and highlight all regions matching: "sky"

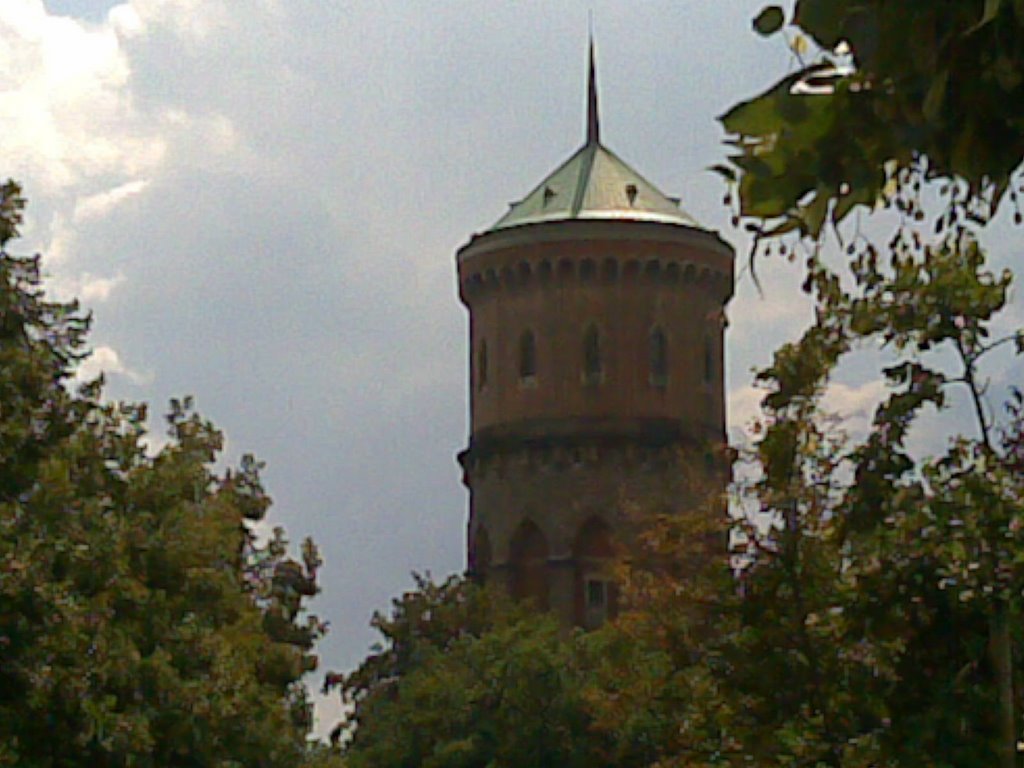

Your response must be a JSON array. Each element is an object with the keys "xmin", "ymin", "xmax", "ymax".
[{"xmin": 4, "ymin": 0, "xmax": 1022, "ymax": 736}]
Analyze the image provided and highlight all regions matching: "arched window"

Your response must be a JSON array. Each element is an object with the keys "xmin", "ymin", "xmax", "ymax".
[
  {"xmin": 649, "ymin": 327, "xmax": 668, "ymax": 387},
  {"xmin": 477, "ymin": 340, "xmax": 488, "ymax": 391},
  {"xmin": 583, "ymin": 324, "xmax": 601, "ymax": 384},
  {"xmin": 703, "ymin": 334, "xmax": 715, "ymax": 384},
  {"xmin": 519, "ymin": 330, "xmax": 537, "ymax": 380}
]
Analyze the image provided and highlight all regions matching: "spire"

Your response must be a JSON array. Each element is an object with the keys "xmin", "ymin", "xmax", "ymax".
[{"xmin": 587, "ymin": 35, "xmax": 600, "ymax": 146}]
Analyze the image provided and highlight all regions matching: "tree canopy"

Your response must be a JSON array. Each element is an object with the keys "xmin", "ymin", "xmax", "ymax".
[
  {"xmin": 332, "ymin": 575, "xmax": 618, "ymax": 768},
  {"xmin": 720, "ymin": 0, "xmax": 1024, "ymax": 244},
  {"xmin": 712, "ymin": 4, "xmax": 1024, "ymax": 764},
  {"xmin": 0, "ymin": 180, "xmax": 326, "ymax": 768}
]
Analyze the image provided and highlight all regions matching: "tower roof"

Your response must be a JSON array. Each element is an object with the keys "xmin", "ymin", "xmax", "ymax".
[{"xmin": 488, "ymin": 42, "xmax": 701, "ymax": 233}]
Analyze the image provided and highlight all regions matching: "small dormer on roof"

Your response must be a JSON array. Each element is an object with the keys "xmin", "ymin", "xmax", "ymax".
[{"xmin": 489, "ymin": 40, "xmax": 701, "ymax": 233}]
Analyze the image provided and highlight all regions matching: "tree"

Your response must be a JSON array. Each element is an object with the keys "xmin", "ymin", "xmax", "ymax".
[
  {"xmin": 709, "ymin": 4, "xmax": 1024, "ymax": 764},
  {"xmin": 739, "ymin": 241, "xmax": 1023, "ymax": 766},
  {"xmin": 582, "ymin": 495, "xmax": 745, "ymax": 767},
  {"xmin": 0, "ymin": 180, "xmax": 326, "ymax": 768},
  {"xmin": 720, "ymin": 0, "xmax": 1024, "ymax": 246},
  {"xmin": 331, "ymin": 575, "xmax": 617, "ymax": 768}
]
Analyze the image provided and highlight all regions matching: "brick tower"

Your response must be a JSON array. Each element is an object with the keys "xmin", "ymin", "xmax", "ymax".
[{"xmin": 457, "ymin": 44, "xmax": 734, "ymax": 628}]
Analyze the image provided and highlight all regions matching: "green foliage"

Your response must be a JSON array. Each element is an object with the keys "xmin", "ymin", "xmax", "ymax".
[
  {"xmin": 723, "ymin": 1, "xmax": 1024, "ymax": 244},
  {"xmin": 333, "ymin": 576, "xmax": 616, "ymax": 768},
  {"xmin": 0, "ymin": 181, "xmax": 326, "ymax": 768},
  {"xmin": 753, "ymin": 5, "xmax": 786, "ymax": 36},
  {"xmin": 707, "ymin": 9, "xmax": 1024, "ymax": 762},
  {"xmin": 582, "ymin": 503, "xmax": 744, "ymax": 768},
  {"xmin": 729, "ymin": 235, "xmax": 1024, "ymax": 765}
]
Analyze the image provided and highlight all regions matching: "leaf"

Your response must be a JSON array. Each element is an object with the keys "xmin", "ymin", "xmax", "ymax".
[
  {"xmin": 720, "ymin": 88, "xmax": 785, "ymax": 137},
  {"xmin": 753, "ymin": 5, "xmax": 786, "ymax": 36},
  {"xmin": 794, "ymin": 0, "xmax": 845, "ymax": 49},
  {"xmin": 720, "ymin": 64, "xmax": 835, "ymax": 138},
  {"xmin": 798, "ymin": 187, "xmax": 832, "ymax": 237},
  {"xmin": 739, "ymin": 171, "xmax": 792, "ymax": 218},
  {"xmin": 832, "ymin": 179, "xmax": 877, "ymax": 226}
]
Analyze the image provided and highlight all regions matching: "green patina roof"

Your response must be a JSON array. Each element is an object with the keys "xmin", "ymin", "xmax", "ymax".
[
  {"xmin": 488, "ymin": 141, "xmax": 700, "ymax": 232},
  {"xmin": 488, "ymin": 41, "xmax": 702, "ymax": 233}
]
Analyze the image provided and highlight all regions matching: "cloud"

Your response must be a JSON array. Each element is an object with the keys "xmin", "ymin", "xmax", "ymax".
[
  {"xmin": 107, "ymin": 4, "xmax": 143, "ymax": 37},
  {"xmin": 728, "ymin": 377, "xmax": 888, "ymax": 447},
  {"xmin": 128, "ymin": 0, "xmax": 229, "ymax": 45},
  {"xmin": 76, "ymin": 344, "xmax": 150, "ymax": 385},
  {"xmin": 73, "ymin": 179, "xmax": 149, "ymax": 223},
  {"xmin": 727, "ymin": 384, "xmax": 763, "ymax": 445},
  {"xmin": 0, "ymin": 0, "xmax": 245, "ymax": 254},
  {"xmin": 821, "ymin": 379, "xmax": 888, "ymax": 438},
  {"xmin": 0, "ymin": 0, "xmax": 165, "ymax": 192},
  {"xmin": 78, "ymin": 272, "xmax": 125, "ymax": 302}
]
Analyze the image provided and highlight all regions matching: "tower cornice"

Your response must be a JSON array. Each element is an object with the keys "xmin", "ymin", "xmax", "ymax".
[{"xmin": 458, "ymin": 218, "xmax": 733, "ymax": 264}]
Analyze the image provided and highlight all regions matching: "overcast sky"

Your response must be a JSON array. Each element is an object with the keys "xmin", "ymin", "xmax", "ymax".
[{"xmin": 4, "ymin": 0, "xmax": 1022, "ymax": 735}]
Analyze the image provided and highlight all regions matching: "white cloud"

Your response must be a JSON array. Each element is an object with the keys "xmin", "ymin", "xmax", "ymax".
[
  {"xmin": 108, "ymin": 4, "xmax": 143, "ymax": 37},
  {"xmin": 79, "ymin": 272, "xmax": 125, "ymax": 302},
  {"xmin": 1, "ymin": 0, "xmax": 254, "ymax": 336},
  {"xmin": 130, "ymin": 0, "xmax": 229, "ymax": 45},
  {"xmin": 73, "ymin": 179, "xmax": 149, "ymax": 223},
  {"xmin": 821, "ymin": 379, "xmax": 888, "ymax": 435},
  {"xmin": 76, "ymin": 344, "xmax": 150, "ymax": 385},
  {"xmin": 39, "ymin": 210, "xmax": 73, "ymax": 265},
  {"xmin": 0, "ymin": 0, "xmax": 162, "ymax": 192},
  {"xmin": 45, "ymin": 268, "xmax": 125, "ymax": 305},
  {"xmin": 0, "ymin": 0, "xmax": 244, "ymax": 216}
]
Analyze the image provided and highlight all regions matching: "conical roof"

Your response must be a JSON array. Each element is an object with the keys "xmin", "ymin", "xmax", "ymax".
[
  {"xmin": 489, "ymin": 142, "xmax": 700, "ymax": 231},
  {"xmin": 488, "ymin": 42, "xmax": 701, "ymax": 233}
]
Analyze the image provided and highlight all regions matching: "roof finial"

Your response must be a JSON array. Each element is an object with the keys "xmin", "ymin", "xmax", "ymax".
[{"xmin": 587, "ymin": 26, "xmax": 600, "ymax": 146}]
